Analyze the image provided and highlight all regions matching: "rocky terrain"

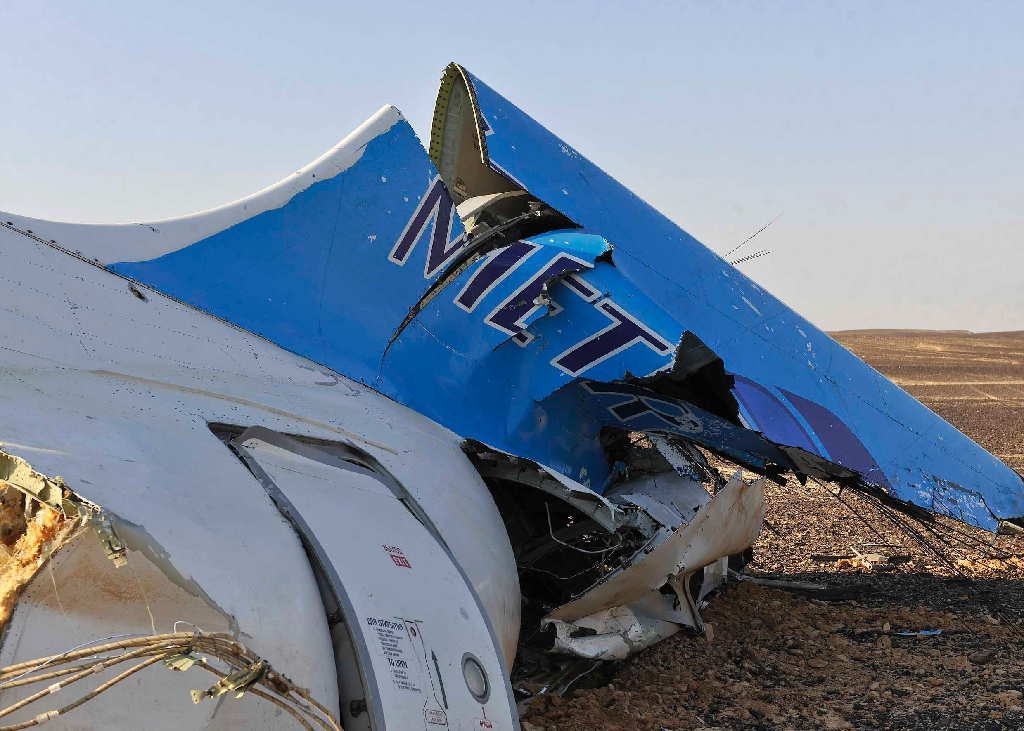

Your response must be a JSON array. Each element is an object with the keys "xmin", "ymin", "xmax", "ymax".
[{"xmin": 521, "ymin": 330, "xmax": 1024, "ymax": 730}]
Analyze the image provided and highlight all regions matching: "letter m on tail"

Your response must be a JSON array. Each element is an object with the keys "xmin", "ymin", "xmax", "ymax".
[{"xmin": 389, "ymin": 176, "xmax": 468, "ymax": 279}]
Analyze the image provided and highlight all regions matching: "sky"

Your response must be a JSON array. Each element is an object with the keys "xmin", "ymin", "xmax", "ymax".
[{"xmin": 1, "ymin": 1, "xmax": 1021, "ymax": 332}]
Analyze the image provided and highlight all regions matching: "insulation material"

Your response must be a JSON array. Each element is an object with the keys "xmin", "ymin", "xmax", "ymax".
[
  {"xmin": 0, "ymin": 490, "xmax": 73, "ymax": 629},
  {"xmin": 0, "ymin": 487, "xmax": 27, "ymax": 548}
]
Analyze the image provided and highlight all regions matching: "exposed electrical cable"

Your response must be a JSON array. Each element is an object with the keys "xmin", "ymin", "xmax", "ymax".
[
  {"xmin": 0, "ymin": 632, "xmax": 342, "ymax": 731},
  {"xmin": 544, "ymin": 503, "xmax": 623, "ymax": 556},
  {"xmin": 723, "ymin": 214, "xmax": 783, "ymax": 259}
]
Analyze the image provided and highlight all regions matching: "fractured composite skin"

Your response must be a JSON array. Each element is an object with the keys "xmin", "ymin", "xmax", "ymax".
[{"xmin": 523, "ymin": 330, "xmax": 1024, "ymax": 731}]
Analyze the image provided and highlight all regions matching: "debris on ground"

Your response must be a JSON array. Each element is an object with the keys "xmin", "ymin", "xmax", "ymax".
[
  {"xmin": 523, "ymin": 581, "xmax": 1024, "ymax": 730},
  {"xmin": 523, "ymin": 330, "xmax": 1024, "ymax": 730}
]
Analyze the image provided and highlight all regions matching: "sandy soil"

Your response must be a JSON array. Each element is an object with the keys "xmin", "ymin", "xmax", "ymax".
[
  {"xmin": 835, "ymin": 330, "xmax": 1024, "ymax": 475},
  {"xmin": 522, "ymin": 330, "xmax": 1024, "ymax": 731}
]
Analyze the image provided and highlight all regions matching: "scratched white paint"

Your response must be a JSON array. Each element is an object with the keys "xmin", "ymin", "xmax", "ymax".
[{"xmin": 741, "ymin": 296, "xmax": 762, "ymax": 316}]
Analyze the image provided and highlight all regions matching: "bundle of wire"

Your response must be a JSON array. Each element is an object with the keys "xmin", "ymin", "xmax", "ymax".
[{"xmin": 0, "ymin": 631, "xmax": 343, "ymax": 730}]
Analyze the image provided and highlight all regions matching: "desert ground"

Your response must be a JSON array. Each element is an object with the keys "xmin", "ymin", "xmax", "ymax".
[{"xmin": 522, "ymin": 330, "xmax": 1024, "ymax": 731}]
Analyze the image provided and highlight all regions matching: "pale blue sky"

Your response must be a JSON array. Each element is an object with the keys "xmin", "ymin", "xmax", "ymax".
[{"xmin": 2, "ymin": 1, "xmax": 1021, "ymax": 331}]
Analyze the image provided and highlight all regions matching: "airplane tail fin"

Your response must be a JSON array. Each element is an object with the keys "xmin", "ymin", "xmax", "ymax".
[{"xmin": 2, "ymin": 106, "xmax": 470, "ymax": 387}]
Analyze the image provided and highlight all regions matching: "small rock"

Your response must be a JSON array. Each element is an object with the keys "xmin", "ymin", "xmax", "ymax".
[
  {"xmin": 970, "ymin": 648, "xmax": 998, "ymax": 665},
  {"xmin": 807, "ymin": 658, "xmax": 828, "ymax": 669}
]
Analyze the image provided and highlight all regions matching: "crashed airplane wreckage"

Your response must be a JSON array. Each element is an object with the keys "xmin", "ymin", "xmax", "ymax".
[{"xmin": 0, "ymin": 62, "xmax": 1021, "ymax": 730}]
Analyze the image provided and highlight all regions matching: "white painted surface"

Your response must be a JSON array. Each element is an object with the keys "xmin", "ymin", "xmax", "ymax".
[
  {"xmin": 0, "ymin": 532, "xmax": 238, "ymax": 729},
  {"xmin": 0, "ymin": 211, "xmax": 520, "ymax": 725},
  {"xmin": 239, "ymin": 437, "xmax": 515, "ymax": 731},
  {"xmin": 607, "ymin": 471, "xmax": 712, "ymax": 530}
]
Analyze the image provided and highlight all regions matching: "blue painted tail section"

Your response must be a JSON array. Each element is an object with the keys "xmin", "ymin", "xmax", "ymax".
[
  {"xmin": 451, "ymin": 67, "xmax": 1024, "ymax": 529},
  {"xmin": 103, "ymin": 72, "xmax": 1024, "ymax": 531},
  {"xmin": 110, "ymin": 114, "xmax": 470, "ymax": 388}
]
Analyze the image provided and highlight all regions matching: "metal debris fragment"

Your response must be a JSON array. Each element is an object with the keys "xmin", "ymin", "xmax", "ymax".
[
  {"xmin": 0, "ymin": 451, "xmax": 79, "ymax": 518},
  {"xmin": 89, "ymin": 512, "xmax": 128, "ymax": 568}
]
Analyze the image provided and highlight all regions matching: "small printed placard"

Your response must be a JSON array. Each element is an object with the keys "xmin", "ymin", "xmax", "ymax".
[
  {"xmin": 365, "ymin": 616, "xmax": 422, "ymax": 693},
  {"xmin": 382, "ymin": 543, "xmax": 412, "ymax": 568}
]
